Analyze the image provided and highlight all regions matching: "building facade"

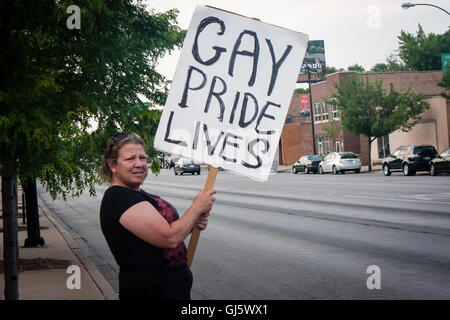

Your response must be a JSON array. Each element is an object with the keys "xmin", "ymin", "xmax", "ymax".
[{"xmin": 280, "ymin": 70, "xmax": 449, "ymax": 166}]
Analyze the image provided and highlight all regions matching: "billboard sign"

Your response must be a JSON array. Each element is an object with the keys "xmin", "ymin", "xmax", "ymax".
[{"xmin": 299, "ymin": 40, "xmax": 325, "ymax": 75}]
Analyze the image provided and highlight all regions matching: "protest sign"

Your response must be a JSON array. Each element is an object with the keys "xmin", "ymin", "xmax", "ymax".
[{"xmin": 154, "ymin": 5, "xmax": 309, "ymax": 182}]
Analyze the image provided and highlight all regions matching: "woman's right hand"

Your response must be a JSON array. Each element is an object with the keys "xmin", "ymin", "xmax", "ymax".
[{"xmin": 193, "ymin": 189, "xmax": 216, "ymax": 215}]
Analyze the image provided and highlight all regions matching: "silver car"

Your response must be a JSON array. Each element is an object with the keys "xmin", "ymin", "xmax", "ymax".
[{"xmin": 319, "ymin": 152, "xmax": 361, "ymax": 174}]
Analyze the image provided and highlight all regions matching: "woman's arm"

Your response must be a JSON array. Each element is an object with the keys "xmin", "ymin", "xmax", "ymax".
[{"xmin": 119, "ymin": 190, "xmax": 215, "ymax": 249}]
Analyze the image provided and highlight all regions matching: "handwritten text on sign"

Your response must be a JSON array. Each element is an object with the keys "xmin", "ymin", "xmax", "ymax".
[{"xmin": 154, "ymin": 6, "xmax": 308, "ymax": 181}]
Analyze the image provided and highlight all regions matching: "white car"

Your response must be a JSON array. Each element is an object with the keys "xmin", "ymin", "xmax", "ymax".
[{"xmin": 319, "ymin": 152, "xmax": 361, "ymax": 174}]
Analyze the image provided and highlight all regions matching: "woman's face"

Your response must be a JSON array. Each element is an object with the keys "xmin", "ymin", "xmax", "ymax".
[{"xmin": 109, "ymin": 143, "xmax": 148, "ymax": 190}]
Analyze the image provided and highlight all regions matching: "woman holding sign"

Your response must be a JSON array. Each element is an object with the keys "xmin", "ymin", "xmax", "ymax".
[{"xmin": 99, "ymin": 132, "xmax": 216, "ymax": 300}]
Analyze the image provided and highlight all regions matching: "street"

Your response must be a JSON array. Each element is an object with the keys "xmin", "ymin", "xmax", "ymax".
[{"xmin": 37, "ymin": 169, "xmax": 450, "ymax": 299}]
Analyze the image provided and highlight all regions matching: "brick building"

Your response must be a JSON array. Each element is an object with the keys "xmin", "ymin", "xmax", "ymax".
[{"xmin": 279, "ymin": 70, "xmax": 449, "ymax": 166}]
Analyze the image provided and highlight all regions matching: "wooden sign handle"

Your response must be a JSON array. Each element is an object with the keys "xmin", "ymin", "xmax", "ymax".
[{"xmin": 187, "ymin": 166, "xmax": 218, "ymax": 267}]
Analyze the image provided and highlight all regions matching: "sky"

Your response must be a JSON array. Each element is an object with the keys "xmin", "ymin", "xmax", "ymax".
[{"xmin": 144, "ymin": 0, "xmax": 449, "ymax": 81}]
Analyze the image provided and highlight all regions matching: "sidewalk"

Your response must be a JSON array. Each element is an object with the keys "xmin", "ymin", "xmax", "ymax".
[{"xmin": 0, "ymin": 190, "xmax": 117, "ymax": 300}]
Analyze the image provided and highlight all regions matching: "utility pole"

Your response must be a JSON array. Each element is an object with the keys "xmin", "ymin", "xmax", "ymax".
[{"xmin": 307, "ymin": 65, "xmax": 317, "ymax": 155}]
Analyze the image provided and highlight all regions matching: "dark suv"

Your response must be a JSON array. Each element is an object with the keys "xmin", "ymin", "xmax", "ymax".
[{"xmin": 382, "ymin": 145, "xmax": 438, "ymax": 176}]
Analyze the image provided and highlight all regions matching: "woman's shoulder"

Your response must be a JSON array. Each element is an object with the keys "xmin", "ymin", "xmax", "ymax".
[
  {"xmin": 139, "ymin": 188, "xmax": 159, "ymax": 199},
  {"xmin": 103, "ymin": 185, "xmax": 145, "ymax": 202}
]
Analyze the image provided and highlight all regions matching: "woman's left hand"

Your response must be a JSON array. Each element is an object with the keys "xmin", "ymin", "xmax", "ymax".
[{"xmin": 195, "ymin": 212, "xmax": 210, "ymax": 230}]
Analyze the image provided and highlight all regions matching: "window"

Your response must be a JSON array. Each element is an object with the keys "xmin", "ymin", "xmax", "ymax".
[
  {"xmin": 330, "ymin": 104, "xmax": 339, "ymax": 119},
  {"xmin": 317, "ymin": 136, "xmax": 323, "ymax": 156},
  {"xmin": 324, "ymin": 136, "xmax": 331, "ymax": 154},
  {"xmin": 398, "ymin": 146, "xmax": 408, "ymax": 156},
  {"xmin": 335, "ymin": 141, "xmax": 342, "ymax": 152},
  {"xmin": 341, "ymin": 153, "xmax": 358, "ymax": 159},
  {"xmin": 313, "ymin": 103, "xmax": 321, "ymax": 122},
  {"xmin": 321, "ymin": 102, "xmax": 329, "ymax": 121},
  {"xmin": 414, "ymin": 145, "xmax": 437, "ymax": 155},
  {"xmin": 377, "ymin": 135, "xmax": 390, "ymax": 159},
  {"xmin": 392, "ymin": 147, "xmax": 402, "ymax": 157}
]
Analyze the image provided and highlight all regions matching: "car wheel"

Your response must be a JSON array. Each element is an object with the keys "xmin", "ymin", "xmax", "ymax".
[
  {"xmin": 355, "ymin": 169, "xmax": 360, "ymax": 174},
  {"xmin": 174, "ymin": 169, "xmax": 178, "ymax": 175},
  {"xmin": 333, "ymin": 166, "xmax": 338, "ymax": 174},
  {"xmin": 430, "ymin": 164, "xmax": 438, "ymax": 176},
  {"xmin": 197, "ymin": 171, "xmax": 201, "ymax": 175},
  {"xmin": 383, "ymin": 164, "xmax": 391, "ymax": 176},
  {"xmin": 319, "ymin": 166, "xmax": 324, "ymax": 174},
  {"xmin": 403, "ymin": 164, "xmax": 410, "ymax": 176},
  {"xmin": 292, "ymin": 167, "xmax": 297, "ymax": 174}
]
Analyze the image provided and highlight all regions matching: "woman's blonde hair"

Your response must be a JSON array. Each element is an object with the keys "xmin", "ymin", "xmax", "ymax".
[{"xmin": 101, "ymin": 132, "xmax": 145, "ymax": 183}]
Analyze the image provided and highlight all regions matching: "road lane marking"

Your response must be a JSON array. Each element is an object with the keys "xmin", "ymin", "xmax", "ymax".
[{"xmin": 345, "ymin": 195, "xmax": 450, "ymax": 205}]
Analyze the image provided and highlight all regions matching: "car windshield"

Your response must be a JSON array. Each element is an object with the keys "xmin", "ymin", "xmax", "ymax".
[
  {"xmin": 308, "ymin": 156, "xmax": 323, "ymax": 161},
  {"xmin": 340, "ymin": 153, "xmax": 358, "ymax": 159},
  {"xmin": 414, "ymin": 146, "xmax": 437, "ymax": 155}
]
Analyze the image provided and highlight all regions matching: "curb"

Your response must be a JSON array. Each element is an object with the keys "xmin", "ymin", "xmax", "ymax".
[{"xmin": 38, "ymin": 198, "xmax": 118, "ymax": 300}]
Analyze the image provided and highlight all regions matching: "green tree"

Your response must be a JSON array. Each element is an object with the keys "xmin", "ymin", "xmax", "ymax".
[
  {"xmin": 370, "ymin": 54, "xmax": 406, "ymax": 73},
  {"xmin": 325, "ymin": 66, "xmax": 345, "ymax": 74},
  {"xmin": 328, "ymin": 75, "xmax": 430, "ymax": 171},
  {"xmin": 385, "ymin": 53, "xmax": 406, "ymax": 71},
  {"xmin": 398, "ymin": 24, "xmax": 450, "ymax": 71},
  {"xmin": 347, "ymin": 64, "xmax": 365, "ymax": 73},
  {"xmin": 0, "ymin": 0, "xmax": 184, "ymax": 299},
  {"xmin": 322, "ymin": 118, "xmax": 341, "ymax": 141},
  {"xmin": 294, "ymin": 87, "xmax": 309, "ymax": 94},
  {"xmin": 370, "ymin": 63, "xmax": 389, "ymax": 73}
]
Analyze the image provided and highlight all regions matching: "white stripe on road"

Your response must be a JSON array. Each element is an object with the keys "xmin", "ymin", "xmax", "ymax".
[{"xmin": 345, "ymin": 194, "xmax": 450, "ymax": 205}]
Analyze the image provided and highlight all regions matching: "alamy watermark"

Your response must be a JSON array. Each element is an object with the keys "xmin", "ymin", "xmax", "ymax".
[
  {"xmin": 366, "ymin": 265, "xmax": 381, "ymax": 290},
  {"xmin": 366, "ymin": 5, "xmax": 381, "ymax": 30},
  {"xmin": 66, "ymin": 5, "xmax": 81, "ymax": 30},
  {"xmin": 66, "ymin": 265, "xmax": 81, "ymax": 290}
]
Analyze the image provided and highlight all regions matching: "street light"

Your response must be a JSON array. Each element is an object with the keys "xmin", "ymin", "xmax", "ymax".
[{"xmin": 401, "ymin": 2, "xmax": 450, "ymax": 16}]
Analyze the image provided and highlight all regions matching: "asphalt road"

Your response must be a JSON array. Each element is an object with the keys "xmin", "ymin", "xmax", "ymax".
[{"xmin": 37, "ymin": 168, "xmax": 450, "ymax": 299}]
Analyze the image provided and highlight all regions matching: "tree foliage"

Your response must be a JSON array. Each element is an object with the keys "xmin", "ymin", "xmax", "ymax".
[
  {"xmin": 347, "ymin": 64, "xmax": 365, "ymax": 73},
  {"xmin": 325, "ymin": 66, "xmax": 345, "ymax": 75},
  {"xmin": 398, "ymin": 24, "xmax": 450, "ymax": 71},
  {"xmin": 370, "ymin": 54, "xmax": 406, "ymax": 73},
  {"xmin": 0, "ymin": 0, "xmax": 184, "ymax": 199},
  {"xmin": 294, "ymin": 87, "xmax": 309, "ymax": 94},
  {"xmin": 328, "ymin": 74, "xmax": 430, "ymax": 170}
]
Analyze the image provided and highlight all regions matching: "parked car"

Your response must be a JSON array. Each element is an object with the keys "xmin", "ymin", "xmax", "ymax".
[
  {"xmin": 429, "ymin": 148, "xmax": 450, "ymax": 176},
  {"xmin": 174, "ymin": 158, "xmax": 201, "ymax": 175},
  {"xmin": 292, "ymin": 155, "xmax": 323, "ymax": 174},
  {"xmin": 382, "ymin": 145, "xmax": 438, "ymax": 176},
  {"xmin": 319, "ymin": 152, "xmax": 361, "ymax": 174}
]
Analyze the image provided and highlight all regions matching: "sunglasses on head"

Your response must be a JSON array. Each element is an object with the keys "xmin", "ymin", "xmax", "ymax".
[
  {"xmin": 112, "ymin": 132, "xmax": 130, "ymax": 142},
  {"xmin": 109, "ymin": 132, "xmax": 141, "ymax": 152}
]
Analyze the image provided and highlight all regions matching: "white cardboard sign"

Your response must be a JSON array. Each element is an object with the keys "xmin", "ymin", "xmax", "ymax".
[{"xmin": 154, "ymin": 5, "xmax": 309, "ymax": 182}]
